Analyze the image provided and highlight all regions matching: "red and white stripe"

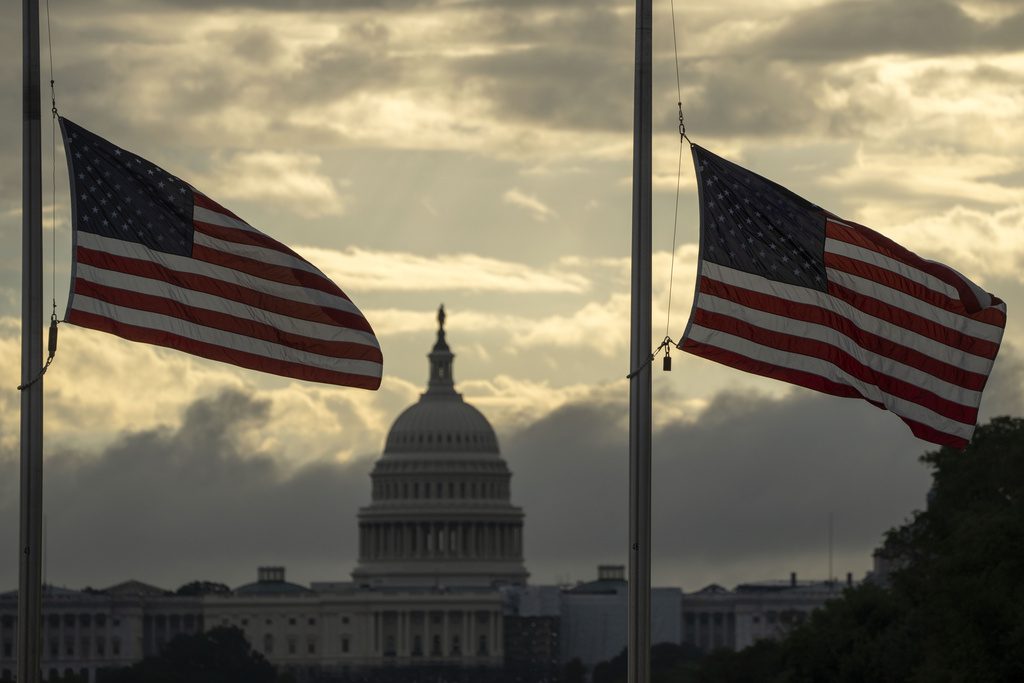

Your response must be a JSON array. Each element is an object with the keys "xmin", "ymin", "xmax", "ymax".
[
  {"xmin": 68, "ymin": 192, "xmax": 383, "ymax": 390},
  {"xmin": 682, "ymin": 217, "xmax": 1006, "ymax": 447}
]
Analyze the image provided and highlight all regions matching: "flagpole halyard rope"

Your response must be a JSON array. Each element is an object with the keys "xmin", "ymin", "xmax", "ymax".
[
  {"xmin": 661, "ymin": 0, "xmax": 689, "ymax": 369},
  {"xmin": 46, "ymin": 0, "xmax": 59, "ymax": 320}
]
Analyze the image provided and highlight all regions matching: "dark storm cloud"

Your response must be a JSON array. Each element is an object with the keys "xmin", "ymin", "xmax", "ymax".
[
  {"xmin": 287, "ymin": 32, "xmax": 404, "ymax": 105},
  {"xmin": 134, "ymin": 0, "xmax": 441, "ymax": 11},
  {"xmin": 36, "ymin": 15, "xmax": 406, "ymax": 148},
  {"xmin": 145, "ymin": 0, "xmax": 621, "ymax": 10},
  {"xmin": 460, "ymin": 47, "xmax": 634, "ymax": 131},
  {"xmin": 680, "ymin": 59, "xmax": 826, "ymax": 138},
  {"xmin": 26, "ymin": 0, "xmax": 991, "ymax": 147},
  {"xmin": 3, "ymin": 345, "xmax": 1020, "ymax": 592},
  {"xmin": 752, "ymin": 0, "xmax": 1024, "ymax": 62},
  {"xmin": 447, "ymin": 6, "xmax": 634, "ymax": 131},
  {"xmin": 0, "ymin": 389, "xmax": 374, "ymax": 591},
  {"xmin": 505, "ymin": 349, "xmax": 1024, "ymax": 586}
]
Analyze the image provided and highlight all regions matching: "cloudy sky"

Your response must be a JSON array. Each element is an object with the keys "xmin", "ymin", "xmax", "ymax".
[{"xmin": 1, "ymin": 0, "xmax": 1022, "ymax": 594}]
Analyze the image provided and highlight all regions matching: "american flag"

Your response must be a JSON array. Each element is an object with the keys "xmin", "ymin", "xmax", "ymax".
[
  {"xmin": 60, "ymin": 118, "xmax": 382, "ymax": 390},
  {"xmin": 680, "ymin": 145, "xmax": 1006, "ymax": 447}
]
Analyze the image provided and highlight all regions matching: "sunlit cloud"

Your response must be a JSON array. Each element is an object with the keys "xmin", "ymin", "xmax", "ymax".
[
  {"xmin": 502, "ymin": 188, "xmax": 556, "ymax": 222},
  {"xmin": 0, "ymin": 320, "xmax": 415, "ymax": 469},
  {"xmin": 461, "ymin": 375, "xmax": 624, "ymax": 434},
  {"xmin": 196, "ymin": 151, "xmax": 349, "ymax": 218},
  {"xmin": 880, "ymin": 203, "xmax": 1024, "ymax": 287},
  {"xmin": 297, "ymin": 246, "xmax": 591, "ymax": 293}
]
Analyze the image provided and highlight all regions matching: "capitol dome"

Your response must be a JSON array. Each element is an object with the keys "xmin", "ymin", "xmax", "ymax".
[{"xmin": 352, "ymin": 306, "xmax": 528, "ymax": 589}]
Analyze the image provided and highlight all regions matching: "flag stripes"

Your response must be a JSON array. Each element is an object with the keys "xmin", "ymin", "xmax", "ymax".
[
  {"xmin": 73, "ymin": 280, "xmax": 379, "ymax": 360},
  {"xmin": 692, "ymin": 296, "xmax": 983, "ymax": 411},
  {"xmin": 826, "ymin": 219, "xmax": 1000, "ymax": 314},
  {"xmin": 69, "ymin": 208, "xmax": 383, "ymax": 387},
  {"xmin": 681, "ymin": 145, "xmax": 1005, "ymax": 448},
  {"xmin": 76, "ymin": 234, "xmax": 368, "ymax": 323},
  {"xmin": 69, "ymin": 307, "xmax": 380, "ymax": 389},
  {"xmin": 62, "ymin": 115, "xmax": 381, "ymax": 390}
]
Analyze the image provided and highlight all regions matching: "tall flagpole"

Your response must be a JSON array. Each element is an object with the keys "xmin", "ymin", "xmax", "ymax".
[
  {"xmin": 628, "ymin": 0, "xmax": 653, "ymax": 681},
  {"xmin": 20, "ymin": 0, "xmax": 45, "ymax": 682}
]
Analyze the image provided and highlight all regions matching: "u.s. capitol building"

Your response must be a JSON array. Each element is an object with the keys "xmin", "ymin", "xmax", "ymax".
[{"xmin": 0, "ymin": 308, "xmax": 849, "ymax": 682}]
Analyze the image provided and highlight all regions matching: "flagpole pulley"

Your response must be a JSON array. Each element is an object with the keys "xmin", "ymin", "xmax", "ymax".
[
  {"xmin": 678, "ymin": 102, "xmax": 690, "ymax": 144},
  {"xmin": 17, "ymin": 311, "xmax": 58, "ymax": 392}
]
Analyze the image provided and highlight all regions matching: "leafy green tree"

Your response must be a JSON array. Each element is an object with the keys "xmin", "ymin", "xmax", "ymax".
[{"xmin": 98, "ymin": 626, "xmax": 278, "ymax": 683}]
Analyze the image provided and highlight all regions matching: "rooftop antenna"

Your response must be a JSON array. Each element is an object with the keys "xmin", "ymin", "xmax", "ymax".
[{"xmin": 828, "ymin": 512, "xmax": 834, "ymax": 587}]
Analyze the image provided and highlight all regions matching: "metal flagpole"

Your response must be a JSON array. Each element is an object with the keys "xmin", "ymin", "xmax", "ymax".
[
  {"xmin": 628, "ymin": 0, "xmax": 652, "ymax": 681},
  {"xmin": 20, "ymin": 0, "xmax": 45, "ymax": 681}
]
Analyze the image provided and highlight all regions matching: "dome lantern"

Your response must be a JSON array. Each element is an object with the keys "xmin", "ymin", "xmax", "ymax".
[{"xmin": 427, "ymin": 304, "xmax": 456, "ymax": 396}]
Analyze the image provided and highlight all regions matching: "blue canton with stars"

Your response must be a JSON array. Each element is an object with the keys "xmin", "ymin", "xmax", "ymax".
[
  {"xmin": 693, "ymin": 145, "xmax": 828, "ymax": 292},
  {"xmin": 61, "ymin": 118, "xmax": 194, "ymax": 257}
]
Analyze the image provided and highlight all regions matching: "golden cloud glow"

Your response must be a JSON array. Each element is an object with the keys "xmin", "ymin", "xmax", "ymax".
[{"xmin": 297, "ymin": 246, "xmax": 591, "ymax": 294}]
